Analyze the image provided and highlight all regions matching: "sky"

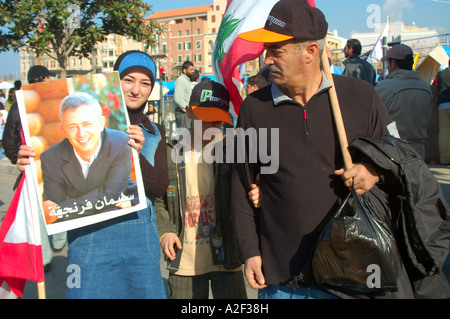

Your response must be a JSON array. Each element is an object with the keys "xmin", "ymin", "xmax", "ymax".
[{"xmin": 1, "ymin": 0, "xmax": 449, "ymax": 78}]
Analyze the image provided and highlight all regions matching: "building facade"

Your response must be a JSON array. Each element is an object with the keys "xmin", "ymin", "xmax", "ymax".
[
  {"xmin": 19, "ymin": 34, "xmax": 145, "ymax": 84},
  {"xmin": 147, "ymin": 0, "xmax": 226, "ymax": 80},
  {"xmin": 352, "ymin": 21, "xmax": 439, "ymax": 66}
]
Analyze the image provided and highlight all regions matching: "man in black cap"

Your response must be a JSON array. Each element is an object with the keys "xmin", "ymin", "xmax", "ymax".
[
  {"xmin": 231, "ymin": 0, "xmax": 396, "ymax": 299},
  {"xmin": 155, "ymin": 81, "xmax": 247, "ymax": 299},
  {"xmin": 375, "ymin": 44, "xmax": 433, "ymax": 160}
]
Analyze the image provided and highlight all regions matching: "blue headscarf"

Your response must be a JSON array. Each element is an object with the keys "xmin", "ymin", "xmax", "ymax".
[{"xmin": 113, "ymin": 51, "xmax": 156, "ymax": 90}]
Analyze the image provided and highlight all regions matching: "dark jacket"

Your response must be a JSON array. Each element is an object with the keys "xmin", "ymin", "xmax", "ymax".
[
  {"xmin": 231, "ymin": 76, "xmax": 392, "ymax": 287},
  {"xmin": 2, "ymin": 101, "xmax": 21, "ymax": 164},
  {"xmin": 154, "ymin": 138, "xmax": 242, "ymax": 272},
  {"xmin": 343, "ymin": 54, "xmax": 377, "ymax": 86},
  {"xmin": 288, "ymin": 136, "xmax": 449, "ymax": 299},
  {"xmin": 348, "ymin": 136, "xmax": 450, "ymax": 298},
  {"xmin": 129, "ymin": 108, "xmax": 169, "ymax": 199},
  {"xmin": 437, "ymin": 67, "xmax": 450, "ymax": 105}
]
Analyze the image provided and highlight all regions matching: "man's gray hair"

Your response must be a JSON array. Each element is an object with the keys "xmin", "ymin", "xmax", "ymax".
[
  {"xmin": 60, "ymin": 92, "xmax": 103, "ymax": 119},
  {"xmin": 293, "ymin": 37, "xmax": 326, "ymax": 57}
]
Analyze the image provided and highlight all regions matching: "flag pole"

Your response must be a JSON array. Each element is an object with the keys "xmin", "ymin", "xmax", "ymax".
[
  {"xmin": 321, "ymin": 46, "xmax": 353, "ymax": 170},
  {"xmin": 37, "ymin": 281, "xmax": 46, "ymax": 299}
]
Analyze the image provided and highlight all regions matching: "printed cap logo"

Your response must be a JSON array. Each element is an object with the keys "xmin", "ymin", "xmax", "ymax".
[{"xmin": 267, "ymin": 15, "xmax": 286, "ymax": 28}]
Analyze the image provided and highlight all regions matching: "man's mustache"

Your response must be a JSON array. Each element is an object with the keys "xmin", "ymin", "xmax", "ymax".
[{"xmin": 268, "ymin": 65, "xmax": 281, "ymax": 73}]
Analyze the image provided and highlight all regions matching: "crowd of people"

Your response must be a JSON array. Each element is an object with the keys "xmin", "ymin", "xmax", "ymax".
[{"xmin": 1, "ymin": 0, "xmax": 449, "ymax": 300}]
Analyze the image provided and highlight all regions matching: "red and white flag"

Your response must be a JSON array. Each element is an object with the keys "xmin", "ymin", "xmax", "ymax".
[
  {"xmin": 213, "ymin": 0, "xmax": 280, "ymax": 119},
  {"xmin": 213, "ymin": 0, "xmax": 316, "ymax": 119},
  {"xmin": 0, "ymin": 168, "xmax": 44, "ymax": 299}
]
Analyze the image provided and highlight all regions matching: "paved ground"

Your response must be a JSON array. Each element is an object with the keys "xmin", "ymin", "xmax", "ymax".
[{"xmin": 0, "ymin": 156, "xmax": 448, "ymax": 299}]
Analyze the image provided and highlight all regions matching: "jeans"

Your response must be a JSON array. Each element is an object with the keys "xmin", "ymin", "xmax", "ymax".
[
  {"xmin": 258, "ymin": 285, "xmax": 339, "ymax": 299},
  {"xmin": 175, "ymin": 107, "xmax": 192, "ymax": 130},
  {"xmin": 66, "ymin": 199, "xmax": 166, "ymax": 299}
]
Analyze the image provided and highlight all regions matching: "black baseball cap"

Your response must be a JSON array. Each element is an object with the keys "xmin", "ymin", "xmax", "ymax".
[
  {"xmin": 189, "ymin": 81, "xmax": 232, "ymax": 125},
  {"xmin": 238, "ymin": 0, "xmax": 328, "ymax": 43},
  {"xmin": 381, "ymin": 44, "xmax": 414, "ymax": 62},
  {"xmin": 27, "ymin": 65, "xmax": 56, "ymax": 84}
]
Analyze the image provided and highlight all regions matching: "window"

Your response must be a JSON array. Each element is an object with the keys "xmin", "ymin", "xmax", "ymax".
[
  {"xmin": 212, "ymin": 15, "xmax": 216, "ymax": 23},
  {"xmin": 177, "ymin": 42, "xmax": 182, "ymax": 51},
  {"xmin": 162, "ymin": 42, "xmax": 167, "ymax": 54},
  {"xmin": 196, "ymin": 41, "xmax": 201, "ymax": 50},
  {"xmin": 186, "ymin": 30, "xmax": 190, "ymax": 36},
  {"xmin": 178, "ymin": 30, "xmax": 181, "ymax": 36},
  {"xmin": 196, "ymin": 28, "xmax": 201, "ymax": 35},
  {"xmin": 178, "ymin": 55, "xmax": 183, "ymax": 63},
  {"xmin": 185, "ymin": 42, "xmax": 191, "ymax": 50},
  {"xmin": 185, "ymin": 55, "xmax": 190, "ymax": 61},
  {"xmin": 195, "ymin": 54, "xmax": 202, "ymax": 62}
]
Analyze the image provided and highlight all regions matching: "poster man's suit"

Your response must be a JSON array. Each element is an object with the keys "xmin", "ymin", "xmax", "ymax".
[{"xmin": 40, "ymin": 127, "xmax": 137, "ymax": 222}]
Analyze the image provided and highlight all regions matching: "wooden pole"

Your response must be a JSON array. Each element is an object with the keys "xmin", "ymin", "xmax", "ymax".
[
  {"xmin": 37, "ymin": 260, "xmax": 46, "ymax": 299},
  {"xmin": 37, "ymin": 281, "xmax": 46, "ymax": 299},
  {"xmin": 321, "ymin": 46, "xmax": 353, "ymax": 170}
]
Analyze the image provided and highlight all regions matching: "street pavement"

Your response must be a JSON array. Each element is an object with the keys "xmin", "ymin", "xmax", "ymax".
[{"xmin": 0, "ymin": 155, "xmax": 449, "ymax": 299}]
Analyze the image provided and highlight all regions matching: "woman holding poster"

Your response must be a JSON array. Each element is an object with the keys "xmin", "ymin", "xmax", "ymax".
[{"xmin": 17, "ymin": 51, "xmax": 169, "ymax": 299}]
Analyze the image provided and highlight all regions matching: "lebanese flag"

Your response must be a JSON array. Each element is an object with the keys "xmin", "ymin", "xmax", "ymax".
[
  {"xmin": 213, "ymin": 0, "xmax": 316, "ymax": 118},
  {"xmin": 0, "ymin": 168, "xmax": 44, "ymax": 299}
]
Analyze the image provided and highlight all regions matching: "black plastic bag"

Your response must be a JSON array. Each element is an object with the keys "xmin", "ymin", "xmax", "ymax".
[{"xmin": 312, "ymin": 188, "xmax": 399, "ymax": 293}]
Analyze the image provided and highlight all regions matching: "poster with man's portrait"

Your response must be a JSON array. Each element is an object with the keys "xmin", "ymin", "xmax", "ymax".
[{"xmin": 17, "ymin": 72, "xmax": 146, "ymax": 235}]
